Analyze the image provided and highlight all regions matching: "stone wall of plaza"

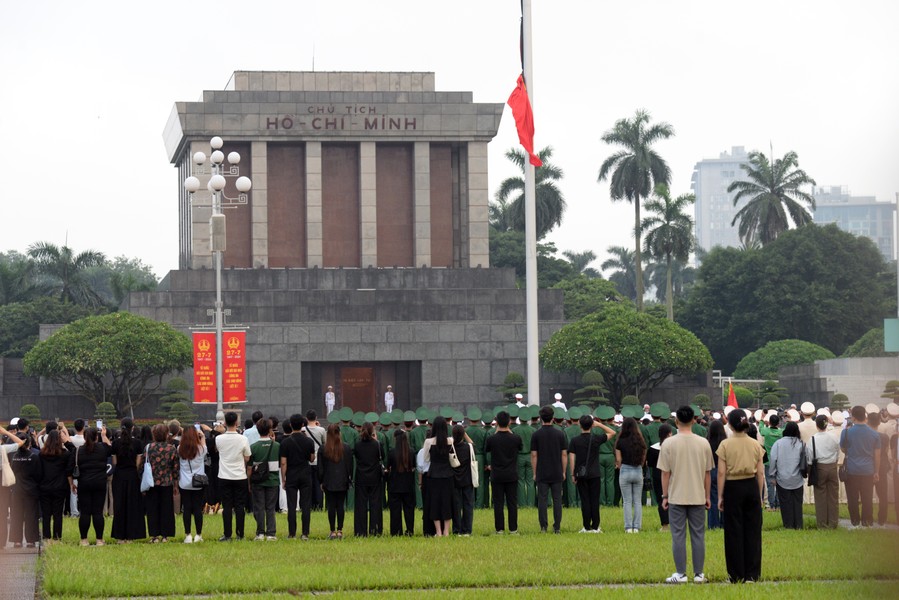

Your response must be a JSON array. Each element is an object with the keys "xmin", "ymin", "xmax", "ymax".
[
  {"xmin": 164, "ymin": 71, "xmax": 502, "ymax": 272},
  {"xmin": 116, "ymin": 267, "xmax": 577, "ymax": 419}
]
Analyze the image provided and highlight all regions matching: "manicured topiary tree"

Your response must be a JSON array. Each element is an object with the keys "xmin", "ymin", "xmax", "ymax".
[
  {"xmin": 830, "ymin": 393, "xmax": 850, "ymax": 411},
  {"xmin": 761, "ymin": 394, "xmax": 783, "ymax": 410},
  {"xmin": 693, "ymin": 394, "xmax": 712, "ymax": 411},
  {"xmin": 95, "ymin": 402, "xmax": 117, "ymax": 421},
  {"xmin": 19, "ymin": 403, "xmax": 41, "ymax": 422},
  {"xmin": 880, "ymin": 380, "xmax": 899, "ymax": 403},
  {"xmin": 621, "ymin": 395, "xmax": 639, "ymax": 406},
  {"xmin": 733, "ymin": 385, "xmax": 755, "ymax": 409},
  {"xmin": 574, "ymin": 370, "xmax": 609, "ymax": 407},
  {"xmin": 733, "ymin": 339, "xmax": 835, "ymax": 380},
  {"xmin": 157, "ymin": 377, "xmax": 191, "ymax": 419},
  {"xmin": 166, "ymin": 401, "xmax": 197, "ymax": 424},
  {"xmin": 497, "ymin": 372, "xmax": 527, "ymax": 400}
]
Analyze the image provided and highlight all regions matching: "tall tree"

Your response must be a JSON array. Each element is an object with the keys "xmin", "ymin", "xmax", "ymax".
[
  {"xmin": 562, "ymin": 249, "xmax": 600, "ymax": 278},
  {"xmin": 601, "ymin": 245, "xmax": 651, "ymax": 302},
  {"xmin": 641, "ymin": 185, "xmax": 695, "ymax": 320},
  {"xmin": 0, "ymin": 255, "xmax": 43, "ymax": 305},
  {"xmin": 728, "ymin": 150, "xmax": 816, "ymax": 246},
  {"xmin": 494, "ymin": 146, "xmax": 566, "ymax": 240},
  {"xmin": 597, "ymin": 109, "xmax": 674, "ymax": 310},
  {"xmin": 27, "ymin": 241, "xmax": 106, "ymax": 308}
]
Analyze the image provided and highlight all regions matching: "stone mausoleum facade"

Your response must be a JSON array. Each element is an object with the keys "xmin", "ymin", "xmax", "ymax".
[{"xmin": 122, "ymin": 71, "xmax": 575, "ymax": 419}]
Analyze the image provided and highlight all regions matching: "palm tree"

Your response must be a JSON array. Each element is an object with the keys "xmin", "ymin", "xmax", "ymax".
[
  {"xmin": 601, "ymin": 245, "xmax": 651, "ymax": 301},
  {"xmin": 598, "ymin": 110, "xmax": 674, "ymax": 310},
  {"xmin": 641, "ymin": 185, "xmax": 695, "ymax": 320},
  {"xmin": 0, "ymin": 256, "xmax": 44, "ymax": 305},
  {"xmin": 27, "ymin": 241, "xmax": 106, "ymax": 308},
  {"xmin": 649, "ymin": 258, "xmax": 696, "ymax": 305},
  {"xmin": 494, "ymin": 146, "xmax": 566, "ymax": 240},
  {"xmin": 728, "ymin": 150, "xmax": 816, "ymax": 246},
  {"xmin": 562, "ymin": 249, "xmax": 600, "ymax": 278},
  {"xmin": 488, "ymin": 196, "xmax": 515, "ymax": 232}
]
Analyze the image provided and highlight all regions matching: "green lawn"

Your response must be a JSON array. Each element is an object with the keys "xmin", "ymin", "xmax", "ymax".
[{"xmin": 39, "ymin": 507, "xmax": 899, "ymax": 599}]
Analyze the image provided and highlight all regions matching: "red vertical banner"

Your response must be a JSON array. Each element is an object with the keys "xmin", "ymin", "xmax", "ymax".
[
  {"xmin": 192, "ymin": 332, "xmax": 216, "ymax": 403},
  {"xmin": 223, "ymin": 331, "xmax": 247, "ymax": 403}
]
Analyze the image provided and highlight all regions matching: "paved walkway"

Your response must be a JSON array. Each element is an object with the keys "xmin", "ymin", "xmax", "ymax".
[{"xmin": 0, "ymin": 546, "xmax": 39, "ymax": 600}]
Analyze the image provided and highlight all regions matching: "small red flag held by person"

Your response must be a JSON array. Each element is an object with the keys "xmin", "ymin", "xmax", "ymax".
[
  {"xmin": 727, "ymin": 382, "xmax": 738, "ymax": 409},
  {"xmin": 507, "ymin": 74, "xmax": 543, "ymax": 167}
]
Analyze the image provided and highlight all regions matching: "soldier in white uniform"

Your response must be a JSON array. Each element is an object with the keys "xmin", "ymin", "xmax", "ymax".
[
  {"xmin": 384, "ymin": 385, "xmax": 395, "ymax": 412},
  {"xmin": 325, "ymin": 386, "xmax": 336, "ymax": 415},
  {"xmin": 551, "ymin": 393, "xmax": 567, "ymax": 410}
]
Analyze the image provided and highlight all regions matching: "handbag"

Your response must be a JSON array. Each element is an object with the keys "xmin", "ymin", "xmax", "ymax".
[
  {"xmin": 576, "ymin": 433, "xmax": 593, "ymax": 479},
  {"xmin": 0, "ymin": 448, "xmax": 15, "ymax": 487},
  {"xmin": 797, "ymin": 439, "xmax": 808, "ymax": 479},
  {"xmin": 140, "ymin": 446, "xmax": 154, "ymax": 493},
  {"xmin": 250, "ymin": 441, "xmax": 275, "ymax": 484},
  {"xmin": 838, "ymin": 462, "xmax": 847, "ymax": 482},
  {"xmin": 806, "ymin": 437, "xmax": 819, "ymax": 487},
  {"xmin": 72, "ymin": 446, "xmax": 80, "ymax": 479},
  {"xmin": 188, "ymin": 454, "xmax": 209, "ymax": 488},
  {"xmin": 469, "ymin": 444, "xmax": 479, "ymax": 489},
  {"xmin": 448, "ymin": 442, "xmax": 461, "ymax": 468}
]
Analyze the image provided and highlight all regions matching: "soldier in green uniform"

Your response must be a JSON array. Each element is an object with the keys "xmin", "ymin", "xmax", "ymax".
[
  {"xmin": 564, "ymin": 407, "xmax": 583, "ymax": 508},
  {"xmin": 512, "ymin": 405, "xmax": 535, "ymax": 508},
  {"xmin": 465, "ymin": 407, "xmax": 489, "ymax": 509},
  {"xmin": 340, "ymin": 409, "xmax": 361, "ymax": 509},
  {"xmin": 409, "ymin": 407, "xmax": 430, "ymax": 509},
  {"xmin": 596, "ymin": 406, "xmax": 619, "ymax": 506},
  {"xmin": 690, "ymin": 405, "xmax": 708, "ymax": 437}
]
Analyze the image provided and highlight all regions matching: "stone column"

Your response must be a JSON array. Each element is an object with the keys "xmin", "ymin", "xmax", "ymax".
[
  {"xmin": 468, "ymin": 141, "xmax": 490, "ymax": 267},
  {"xmin": 360, "ymin": 142, "xmax": 377, "ymax": 267},
  {"xmin": 250, "ymin": 141, "xmax": 268, "ymax": 268},
  {"xmin": 306, "ymin": 142, "xmax": 323, "ymax": 267},
  {"xmin": 189, "ymin": 140, "xmax": 213, "ymax": 269},
  {"xmin": 413, "ymin": 142, "xmax": 431, "ymax": 267}
]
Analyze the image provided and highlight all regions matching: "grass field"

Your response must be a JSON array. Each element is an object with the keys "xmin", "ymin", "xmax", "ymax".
[{"xmin": 38, "ymin": 506, "xmax": 899, "ymax": 599}]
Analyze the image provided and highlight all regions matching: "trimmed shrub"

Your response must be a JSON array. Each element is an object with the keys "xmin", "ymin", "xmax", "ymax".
[
  {"xmin": 830, "ymin": 393, "xmax": 850, "ymax": 411},
  {"xmin": 19, "ymin": 403, "xmax": 41, "ymax": 421},
  {"xmin": 621, "ymin": 395, "xmax": 639, "ymax": 406},
  {"xmin": 733, "ymin": 339, "xmax": 835, "ymax": 380},
  {"xmin": 733, "ymin": 386, "xmax": 755, "ymax": 409},
  {"xmin": 693, "ymin": 394, "xmax": 711, "ymax": 411}
]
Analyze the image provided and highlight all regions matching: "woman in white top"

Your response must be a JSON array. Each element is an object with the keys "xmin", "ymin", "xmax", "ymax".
[
  {"xmin": 177, "ymin": 426, "xmax": 209, "ymax": 543},
  {"xmin": 807, "ymin": 414, "xmax": 841, "ymax": 529}
]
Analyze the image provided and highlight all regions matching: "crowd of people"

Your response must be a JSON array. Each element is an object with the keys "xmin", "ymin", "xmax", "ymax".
[{"xmin": 0, "ymin": 398, "xmax": 896, "ymax": 582}]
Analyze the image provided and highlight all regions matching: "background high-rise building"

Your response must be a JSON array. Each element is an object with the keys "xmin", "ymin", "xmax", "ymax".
[
  {"xmin": 812, "ymin": 186, "xmax": 895, "ymax": 261},
  {"xmin": 691, "ymin": 146, "xmax": 748, "ymax": 252}
]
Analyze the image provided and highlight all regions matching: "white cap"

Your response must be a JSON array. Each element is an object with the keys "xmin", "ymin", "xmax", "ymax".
[
  {"xmin": 613, "ymin": 414, "xmax": 623, "ymax": 424},
  {"xmin": 800, "ymin": 402, "xmax": 816, "ymax": 416},
  {"xmin": 887, "ymin": 403, "xmax": 899, "ymax": 418},
  {"xmin": 723, "ymin": 405, "xmax": 734, "ymax": 416},
  {"xmin": 9, "ymin": 417, "xmax": 19, "ymax": 427},
  {"xmin": 554, "ymin": 393, "xmax": 562, "ymax": 400},
  {"xmin": 712, "ymin": 412, "xmax": 722, "ymax": 420},
  {"xmin": 514, "ymin": 393, "xmax": 523, "ymax": 400},
  {"xmin": 641, "ymin": 414, "xmax": 652, "ymax": 422},
  {"xmin": 865, "ymin": 403, "xmax": 879, "ymax": 414},
  {"xmin": 754, "ymin": 409, "xmax": 763, "ymax": 421},
  {"xmin": 787, "ymin": 409, "xmax": 800, "ymax": 421},
  {"xmin": 816, "ymin": 407, "xmax": 830, "ymax": 417},
  {"xmin": 831, "ymin": 411, "xmax": 844, "ymax": 425}
]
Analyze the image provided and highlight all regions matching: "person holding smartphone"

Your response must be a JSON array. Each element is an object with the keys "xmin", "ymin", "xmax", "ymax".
[{"xmin": 68, "ymin": 426, "xmax": 112, "ymax": 546}]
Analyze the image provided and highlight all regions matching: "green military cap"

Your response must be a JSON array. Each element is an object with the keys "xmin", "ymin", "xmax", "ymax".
[
  {"xmin": 391, "ymin": 412, "xmax": 404, "ymax": 425},
  {"xmin": 507, "ymin": 405, "xmax": 519, "ymax": 418},
  {"xmin": 453, "ymin": 411, "xmax": 465, "ymax": 423},
  {"xmin": 568, "ymin": 406, "xmax": 582, "ymax": 420},
  {"xmin": 379, "ymin": 413, "xmax": 392, "ymax": 426},
  {"xmin": 466, "ymin": 407, "xmax": 483, "ymax": 422},
  {"xmin": 424, "ymin": 408, "xmax": 437, "ymax": 422},
  {"xmin": 553, "ymin": 406, "xmax": 566, "ymax": 420},
  {"xmin": 596, "ymin": 405, "xmax": 615, "ymax": 420},
  {"xmin": 404, "ymin": 410, "xmax": 417, "ymax": 423},
  {"xmin": 339, "ymin": 406, "xmax": 353, "ymax": 421},
  {"xmin": 351, "ymin": 412, "xmax": 365, "ymax": 426},
  {"xmin": 415, "ymin": 407, "xmax": 429, "ymax": 421},
  {"xmin": 365, "ymin": 412, "xmax": 379, "ymax": 424},
  {"xmin": 439, "ymin": 406, "xmax": 454, "ymax": 420},
  {"xmin": 391, "ymin": 408, "xmax": 403, "ymax": 416},
  {"xmin": 651, "ymin": 402, "xmax": 670, "ymax": 419},
  {"xmin": 482, "ymin": 408, "xmax": 495, "ymax": 423},
  {"xmin": 690, "ymin": 405, "xmax": 701, "ymax": 417},
  {"xmin": 620, "ymin": 405, "xmax": 641, "ymax": 419},
  {"xmin": 327, "ymin": 410, "xmax": 341, "ymax": 423}
]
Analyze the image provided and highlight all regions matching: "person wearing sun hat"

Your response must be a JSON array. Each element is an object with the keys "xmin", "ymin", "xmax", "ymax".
[{"xmin": 465, "ymin": 407, "xmax": 489, "ymax": 509}]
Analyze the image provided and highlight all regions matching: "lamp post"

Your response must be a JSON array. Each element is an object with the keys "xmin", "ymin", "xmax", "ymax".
[{"xmin": 183, "ymin": 136, "xmax": 252, "ymax": 420}]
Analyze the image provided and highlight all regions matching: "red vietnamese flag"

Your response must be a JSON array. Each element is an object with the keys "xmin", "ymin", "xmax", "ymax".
[
  {"xmin": 507, "ymin": 75, "xmax": 543, "ymax": 167},
  {"xmin": 727, "ymin": 382, "xmax": 738, "ymax": 409}
]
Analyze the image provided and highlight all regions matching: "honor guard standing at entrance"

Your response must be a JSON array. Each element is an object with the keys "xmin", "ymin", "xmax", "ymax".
[
  {"xmin": 384, "ymin": 386, "xmax": 395, "ymax": 413},
  {"xmin": 325, "ymin": 386, "xmax": 336, "ymax": 415}
]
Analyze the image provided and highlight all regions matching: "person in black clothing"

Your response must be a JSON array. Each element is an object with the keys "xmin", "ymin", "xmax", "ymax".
[
  {"xmin": 9, "ymin": 434, "xmax": 41, "ymax": 547},
  {"xmin": 451, "ymin": 424, "xmax": 475, "ymax": 536},
  {"xmin": 568, "ymin": 414, "xmax": 618, "ymax": 533},
  {"xmin": 319, "ymin": 423, "xmax": 353, "ymax": 540},
  {"xmin": 647, "ymin": 423, "xmax": 673, "ymax": 532},
  {"xmin": 110, "ymin": 418, "xmax": 146, "ymax": 542},
  {"xmin": 280, "ymin": 414, "xmax": 316, "ymax": 539},
  {"xmin": 531, "ymin": 405, "xmax": 568, "ymax": 533},
  {"xmin": 353, "ymin": 422, "xmax": 385, "ymax": 536},
  {"xmin": 387, "ymin": 429, "xmax": 416, "ymax": 536},
  {"xmin": 422, "ymin": 416, "xmax": 454, "ymax": 536},
  {"xmin": 485, "ymin": 410, "xmax": 522, "ymax": 534},
  {"xmin": 68, "ymin": 426, "xmax": 111, "ymax": 546},
  {"xmin": 38, "ymin": 428, "xmax": 71, "ymax": 542}
]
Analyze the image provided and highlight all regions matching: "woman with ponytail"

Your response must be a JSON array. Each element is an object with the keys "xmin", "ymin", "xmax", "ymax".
[{"xmin": 111, "ymin": 417, "xmax": 146, "ymax": 542}]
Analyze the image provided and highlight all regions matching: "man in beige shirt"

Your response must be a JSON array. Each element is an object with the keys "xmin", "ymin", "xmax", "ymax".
[{"xmin": 658, "ymin": 406, "xmax": 714, "ymax": 585}]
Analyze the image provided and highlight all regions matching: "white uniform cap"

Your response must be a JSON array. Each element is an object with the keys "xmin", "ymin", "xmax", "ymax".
[
  {"xmin": 831, "ymin": 411, "xmax": 844, "ymax": 425},
  {"xmin": 865, "ymin": 403, "xmax": 879, "ymax": 414},
  {"xmin": 514, "ymin": 393, "xmax": 523, "ymax": 400},
  {"xmin": 712, "ymin": 412, "xmax": 721, "ymax": 420},
  {"xmin": 554, "ymin": 393, "xmax": 562, "ymax": 400},
  {"xmin": 753, "ymin": 410, "xmax": 763, "ymax": 421},
  {"xmin": 9, "ymin": 417, "xmax": 19, "ymax": 427},
  {"xmin": 787, "ymin": 409, "xmax": 800, "ymax": 421},
  {"xmin": 800, "ymin": 402, "xmax": 816, "ymax": 416},
  {"xmin": 816, "ymin": 407, "xmax": 830, "ymax": 417},
  {"xmin": 613, "ymin": 414, "xmax": 623, "ymax": 423},
  {"xmin": 723, "ymin": 405, "xmax": 734, "ymax": 416},
  {"xmin": 887, "ymin": 403, "xmax": 899, "ymax": 418}
]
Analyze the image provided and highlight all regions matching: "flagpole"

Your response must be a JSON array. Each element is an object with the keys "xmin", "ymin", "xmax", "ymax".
[{"xmin": 522, "ymin": 0, "xmax": 540, "ymax": 406}]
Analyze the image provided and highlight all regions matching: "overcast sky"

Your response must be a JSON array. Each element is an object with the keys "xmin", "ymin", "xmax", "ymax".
[{"xmin": 2, "ymin": 0, "xmax": 897, "ymax": 278}]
